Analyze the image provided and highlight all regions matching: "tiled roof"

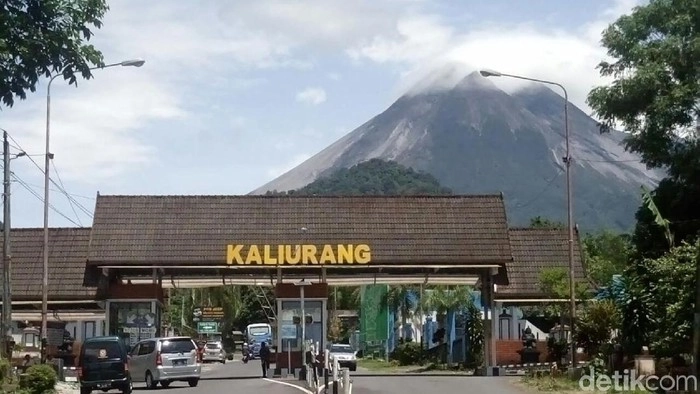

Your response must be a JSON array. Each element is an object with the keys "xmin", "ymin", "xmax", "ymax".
[
  {"xmin": 497, "ymin": 227, "xmax": 586, "ymax": 298},
  {"xmin": 88, "ymin": 194, "xmax": 512, "ymax": 265},
  {"xmin": 0, "ymin": 228, "xmax": 95, "ymax": 300}
]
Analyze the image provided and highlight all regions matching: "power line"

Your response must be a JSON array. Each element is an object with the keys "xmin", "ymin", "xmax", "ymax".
[
  {"xmin": 511, "ymin": 169, "xmax": 564, "ymax": 210},
  {"xmin": 5, "ymin": 131, "xmax": 93, "ymax": 218},
  {"xmin": 51, "ymin": 161, "xmax": 82, "ymax": 226},
  {"xmin": 10, "ymin": 172, "xmax": 82, "ymax": 227},
  {"xmin": 51, "ymin": 159, "xmax": 93, "ymax": 218},
  {"xmin": 0, "ymin": 170, "xmax": 94, "ymax": 200}
]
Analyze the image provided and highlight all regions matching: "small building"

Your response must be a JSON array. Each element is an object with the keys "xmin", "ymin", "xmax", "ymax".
[{"xmin": 0, "ymin": 228, "xmax": 104, "ymax": 360}]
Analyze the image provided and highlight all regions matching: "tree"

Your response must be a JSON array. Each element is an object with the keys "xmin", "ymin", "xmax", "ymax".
[
  {"xmin": 421, "ymin": 285, "xmax": 473, "ymax": 364},
  {"xmin": 1, "ymin": 0, "xmax": 109, "ymax": 107},
  {"xmin": 231, "ymin": 286, "xmax": 274, "ymax": 331},
  {"xmin": 575, "ymin": 300, "xmax": 621, "ymax": 357},
  {"xmin": 638, "ymin": 241, "xmax": 698, "ymax": 357},
  {"xmin": 587, "ymin": 0, "xmax": 700, "ymax": 253},
  {"xmin": 587, "ymin": 0, "xmax": 699, "ymax": 172},
  {"xmin": 266, "ymin": 159, "xmax": 453, "ymax": 196},
  {"xmin": 328, "ymin": 316, "xmax": 343, "ymax": 343},
  {"xmin": 529, "ymin": 216, "xmax": 565, "ymax": 229},
  {"xmin": 538, "ymin": 267, "xmax": 590, "ymax": 317},
  {"xmin": 330, "ymin": 287, "xmax": 361, "ymax": 311},
  {"xmin": 384, "ymin": 285, "xmax": 419, "ymax": 341},
  {"xmin": 582, "ymin": 230, "xmax": 633, "ymax": 288},
  {"xmin": 632, "ymin": 178, "xmax": 700, "ymax": 259}
]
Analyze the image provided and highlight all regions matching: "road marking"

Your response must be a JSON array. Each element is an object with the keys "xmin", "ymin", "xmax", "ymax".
[{"xmin": 263, "ymin": 378, "xmax": 314, "ymax": 394}]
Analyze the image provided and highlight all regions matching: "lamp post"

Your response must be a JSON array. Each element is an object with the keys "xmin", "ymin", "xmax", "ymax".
[
  {"xmin": 41, "ymin": 59, "xmax": 145, "ymax": 360},
  {"xmin": 295, "ymin": 278, "xmax": 312, "ymax": 379},
  {"xmin": 480, "ymin": 69, "xmax": 576, "ymax": 367}
]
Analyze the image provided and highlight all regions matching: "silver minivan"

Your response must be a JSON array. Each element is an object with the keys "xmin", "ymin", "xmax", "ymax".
[
  {"xmin": 202, "ymin": 341, "xmax": 227, "ymax": 363},
  {"xmin": 128, "ymin": 337, "xmax": 201, "ymax": 389}
]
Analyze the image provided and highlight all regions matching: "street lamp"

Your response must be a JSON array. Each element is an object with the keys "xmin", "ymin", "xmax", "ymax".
[
  {"xmin": 480, "ymin": 69, "xmax": 577, "ymax": 367},
  {"xmin": 41, "ymin": 59, "xmax": 145, "ymax": 361},
  {"xmin": 295, "ymin": 278, "xmax": 312, "ymax": 379}
]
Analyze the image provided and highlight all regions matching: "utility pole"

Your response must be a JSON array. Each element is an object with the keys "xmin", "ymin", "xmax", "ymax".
[
  {"xmin": 693, "ymin": 244, "xmax": 700, "ymax": 380},
  {"xmin": 2, "ymin": 130, "xmax": 12, "ymax": 358}
]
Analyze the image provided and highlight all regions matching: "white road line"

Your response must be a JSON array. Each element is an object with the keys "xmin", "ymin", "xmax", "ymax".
[{"xmin": 263, "ymin": 378, "xmax": 314, "ymax": 394}]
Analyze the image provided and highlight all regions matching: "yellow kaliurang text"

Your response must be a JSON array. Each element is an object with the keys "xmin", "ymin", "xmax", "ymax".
[{"xmin": 226, "ymin": 244, "xmax": 371, "ymax": 265}]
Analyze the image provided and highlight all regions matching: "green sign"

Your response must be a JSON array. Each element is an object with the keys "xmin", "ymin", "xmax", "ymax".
[
  {"xmin": 360, "ymin": 285, "xmax": 388, "ymax": 342},
  {"xmin": 197, "ymin": 321, "xmax": 219, "ymax": 334}
]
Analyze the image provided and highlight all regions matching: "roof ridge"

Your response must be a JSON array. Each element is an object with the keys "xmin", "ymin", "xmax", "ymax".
[
  {"xmin": 95, "ymin": 194, "xmax": 504, "ymax": 199},
  {"xmin": 509, "ymin": 226, "xmax": 567, "ymax": 231},
  {"xmin": 6, "ymin": 227, "xmax": 91, "ymax": 231}
]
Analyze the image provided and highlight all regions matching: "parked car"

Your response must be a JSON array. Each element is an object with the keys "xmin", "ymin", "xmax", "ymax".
[
  {"xmin": 327, "ymin": 344, "xmax": 357, "ymax": 371},
  {"xmin": 77, "ymin": 336, "xmax": 132, "ymax": 394},
  {"xmin": 128, "ymin": 336, "xmax": 201, "ymax": 389},
  {"xmin": 202, "ymin": 341, "xmax": 227, "ymax": 363}
]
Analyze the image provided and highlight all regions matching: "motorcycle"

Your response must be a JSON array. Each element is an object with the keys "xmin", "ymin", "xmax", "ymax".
[{"xmin": 242, "ymin": 345, "xmax": 253, "ymax": 364}]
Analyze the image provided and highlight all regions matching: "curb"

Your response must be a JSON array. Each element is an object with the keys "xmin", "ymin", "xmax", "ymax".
[{"xmin": 350, "ymin": 373, "xmax": 476, "ymax": 377}]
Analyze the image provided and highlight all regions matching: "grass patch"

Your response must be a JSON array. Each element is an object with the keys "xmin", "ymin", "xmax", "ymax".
[
  {"xmin": 356, "ymin": 359, "xmax": 473, "ymax": 374},
  {"xmin": 516, "ymin": 374, "xmax": 651, "ymax": 393},
  {"xmin": 519, "ymin": 375, "xmax": 582, "ymax": 392},
  {"xmin": 357, "ymin": 358, "xmax": 413, "ymax": 372}
]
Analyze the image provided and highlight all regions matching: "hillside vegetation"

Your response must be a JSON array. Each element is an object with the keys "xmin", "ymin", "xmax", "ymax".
[{"xmin": 265, "ymin": 159, "xmax": 453, "ymax": 196}]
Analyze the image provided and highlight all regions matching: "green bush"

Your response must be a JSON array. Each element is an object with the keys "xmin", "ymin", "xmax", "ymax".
[
  {"xmin": 390, "ymin": 342, "xmax": 424, "ymax": 366},
  {"xmin": 19, "ymin": 364, "xmax": 56, "ymax": 394},
  {"xmin": 0, "ymin": 358, "xmax": 11, "ymax": 382}
]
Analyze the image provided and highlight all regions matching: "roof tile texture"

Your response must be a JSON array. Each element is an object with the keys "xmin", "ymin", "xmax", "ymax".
[
  {"xmin": 499, "ymin": 227, "xmax": 586, "ymax": 297},
  {"xmin": 88, "ymin": 195, "xmax": 512, "ymax": 265},
  {"xmin": 0, "ymin": 228, "xmax": 94, "ymax": 300}
]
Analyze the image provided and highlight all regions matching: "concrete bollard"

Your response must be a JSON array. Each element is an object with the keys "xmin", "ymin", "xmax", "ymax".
[
  {"xmin": 342, "ymin": 368, "xmax": 351, "ymax": 394},
  {"xmin": 324, "ymin": 349, "xmax": 330, "ymax": 394},
  {"xmin": 332, "ymin": 359, "xmax": 339, "ymax": 394}
]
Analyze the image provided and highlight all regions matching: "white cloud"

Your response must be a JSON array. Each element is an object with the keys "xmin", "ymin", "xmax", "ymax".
[
  {"xmin": 296, "ymin": 87, "xmax": 328, "ymax": 105},
  {"xmin": 214, "ymin": 1, "xmax": 412, "ymax": 51},
  {"xmin": 346, "ymin": 0, "xmax": 644, "ymax": 114},
  {"xmin": 0, "ymin": 0, "xmax": 644, "ymax": 193},
  {"xmin": 3, "ymin": 69, "xmax": 184, "ymax": 182},
  {"xmin": 346, "ymin": 14, "xmax": 453, "ymax": 64}
]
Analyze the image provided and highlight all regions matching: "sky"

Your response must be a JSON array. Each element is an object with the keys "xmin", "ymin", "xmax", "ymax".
[{"xmin": 2, "ymin": 0, "xmax": 643, "ymax": 228}]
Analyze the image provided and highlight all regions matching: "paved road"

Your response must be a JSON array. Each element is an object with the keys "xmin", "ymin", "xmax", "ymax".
[
  {"xmin": 129, "ymin": 359, "xmax": 311, "ymax": 394},
  {"xmin": 345, "ymin": 375, "xmax": 526, "ymax": 394}
]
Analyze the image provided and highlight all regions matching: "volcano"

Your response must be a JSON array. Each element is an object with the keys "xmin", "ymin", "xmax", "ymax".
[{"xmin": 252, "ymin": 71, "xmax": 662, "ymax": 231}]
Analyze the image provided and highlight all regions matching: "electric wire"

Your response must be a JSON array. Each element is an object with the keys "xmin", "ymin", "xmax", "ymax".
[
  {"xmin": 10, "ymin": 172, "xmax": 82, "ymax": 226},
  {"xmin": 511, "ymin": 169, "xmax": 564, "ymax": 210},
  {"xmin": 5, "ymin": 132, "xmax": 94, "ymax": 220}
]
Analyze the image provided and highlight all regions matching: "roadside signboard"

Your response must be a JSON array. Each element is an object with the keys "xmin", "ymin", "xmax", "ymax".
[
  {"xmin": 197, "ymin": 321, "xmax": 219, "ymax": 334},
  {"xmin": 193, "ymin": 306, "xmax": 225, "ymax": 322}
]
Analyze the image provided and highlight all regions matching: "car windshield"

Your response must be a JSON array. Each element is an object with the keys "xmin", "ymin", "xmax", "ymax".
[
  {"xmin": 160, "ymin": 338, "xmax": 195, "ymax": 354},
  {"xmin": 330, "ymin": 345, "xmax": 354, "ymax": 353},
  {"xmin": 248, "ymin": 327, "xmax": 269, "ymax": 336},
  {"xmin": 83, "ymin": 341, "xmax": 123, "ymax": 362},
  {"xmin": 205, "ymin": 343, "xmax": 221, "ymax": 350}
]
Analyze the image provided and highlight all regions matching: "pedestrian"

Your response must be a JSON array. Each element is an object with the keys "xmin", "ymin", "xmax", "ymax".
[{"xmin": 259, "ymin": 341, "xmax": 270, "ymax": 378}]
